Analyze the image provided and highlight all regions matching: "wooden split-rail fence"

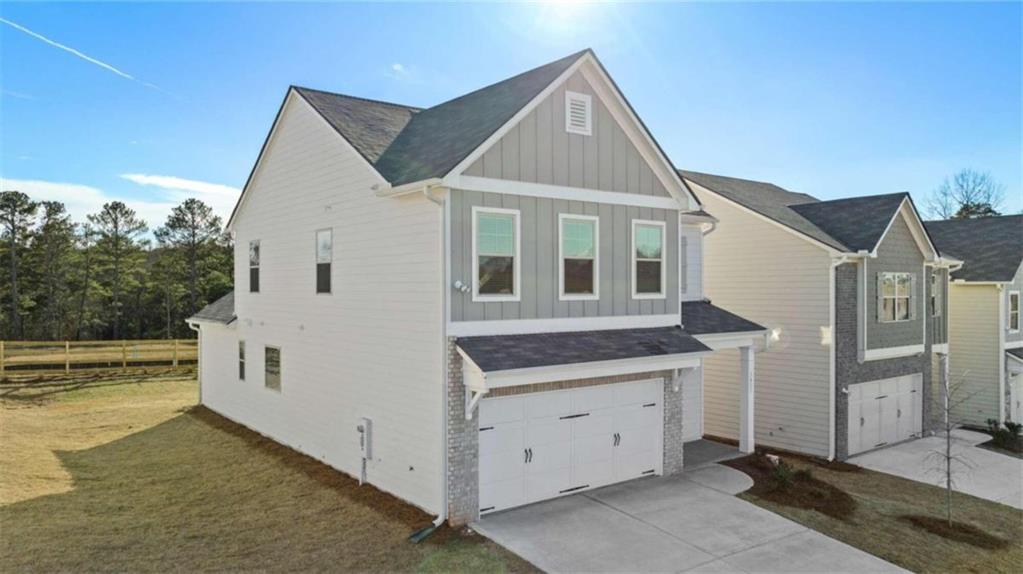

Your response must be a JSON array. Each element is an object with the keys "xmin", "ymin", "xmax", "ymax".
[{"xmin": 0, "ymin": 339, "xmax": 198, "ymax": 376}]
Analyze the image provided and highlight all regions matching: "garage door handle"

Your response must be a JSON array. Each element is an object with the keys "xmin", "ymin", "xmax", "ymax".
[
  {"xmin": 860, "ymin": 417, "xmax": 865, "ymax": 427},
  {"xmin": 876, "ymin": 395, "xmax": 888, "ymax": 400},
  {"xmin": 527, "ymin": 448, "xmax": 533, "ymax": 463},
  {"xmin": 559, "ymin": 413, "xmax": 590, "ymax": 420},
  {"xmin": 897, "ymin": 409, "xmax": 901, "ymax": 418}
]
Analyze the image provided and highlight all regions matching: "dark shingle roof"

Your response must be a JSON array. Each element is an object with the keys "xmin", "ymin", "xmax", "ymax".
[
  {"xmin": 925, "ymin": 215, "xmax": 1023, "ymax": 282},
  {"xmin": 681, "ymin": 301, "xmax": 766, "ymax": 335},
  {"xmin": 1007, "ymin": 348, "xmax": 1023, "ymax": 362},
  {"xmin": 789, "ymin": 193, "xmax": 909, "ymax": 253},
  {"xmin": 189, "ymin": 292, "xmax": 235, "ymax": 324},
  {"xmin": 293, "ymin": 88, "xmax": 420, "ymax": 164},
  {"xmin": 297, "ymin": 50, "xmax": 588, "ymax": 186},
  {"xmin": 456, "ymin": 326, "xmax": 710, "ymax": 372}
]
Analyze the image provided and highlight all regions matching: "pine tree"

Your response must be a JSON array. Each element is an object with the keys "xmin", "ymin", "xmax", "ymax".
[
  {"xmin": 0, "ymin": 191, "xmax": 39, "ymax": 339},
  {"xmin": 88, "ymin": 202, "xmax": 148, "ymax": 339}
]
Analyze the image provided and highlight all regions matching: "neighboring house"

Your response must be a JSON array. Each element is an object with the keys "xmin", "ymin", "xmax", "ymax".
[
  {"xmin": 187, "ymin": 50, "xmax": 766, "ymax": 526},
  {"xmin": 925, "ymin": 215, "xmax": 1023, "ymax": 426},
  {"xmin": 682, "ymin": 171, "xmax": 960, "ymax": 460}
]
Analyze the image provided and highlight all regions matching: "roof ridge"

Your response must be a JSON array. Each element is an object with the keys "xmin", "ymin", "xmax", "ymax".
[
  {"xmin": 291, "ymin": 85, "xmax": 423, "ymax": 112},
  {"xmin": 926, "ymin": 213, "xmax": 1023, "ymax": 224},
  {"xmin": 680, "ymin": 169, "xmax": 793, "ymax": 190},
  {"xmin": 805, "ymin": 191, "xmax": 909, "ymax": 206}
]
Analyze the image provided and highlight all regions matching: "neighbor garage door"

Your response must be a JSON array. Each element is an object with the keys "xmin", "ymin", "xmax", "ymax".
[
  {"xmin": 478, "ymin": 378, "xmax": 663, "ymax": 515},
  {"xmin": 847, "ymin": 374, "xmax": 922, "ymax": 456}
]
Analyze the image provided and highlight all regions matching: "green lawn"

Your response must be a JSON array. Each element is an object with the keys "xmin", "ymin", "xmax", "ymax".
[
  {"xmin": 0, "ymin": 372, "xmax": 535, "ymax": 573},
  {"xmin": 725, "ymin": 453, "xmax": 1023, "ymax": 574}
]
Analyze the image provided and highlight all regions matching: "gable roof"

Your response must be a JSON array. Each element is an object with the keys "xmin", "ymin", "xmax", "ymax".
[
  {"xmin": 682, "ymin": 170, "xmax": 935, "ymax": 257},
  {"xmin": 188, "ymin": 291, "xmax": 235, "ymax": 324},
  {"xmin": 924, "ymin": 215, "xmax": 1023, "ymax": 282}
]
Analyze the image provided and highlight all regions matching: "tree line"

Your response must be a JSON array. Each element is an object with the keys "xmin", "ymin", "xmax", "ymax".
[{"xmin": 0, "ymin": 191, "xmax": 232, "ymax": 341}]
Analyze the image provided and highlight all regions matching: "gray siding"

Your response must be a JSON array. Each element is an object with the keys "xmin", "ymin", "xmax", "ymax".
[
  {"xmin": 1005, "ymin": 263, "xmax": 1023, "ymax": 345},
  {"xmin": 864, "ymin": 214, "xmax": 926, "ymax": 350},
  {"xmin": 929, "ymin": 267, "xmax": 948, "ymax": 346},
  {"xmin": 464, "ymin": 70, "xmax": 670, "ymax": 198},
  {"xmin": 449, "ymin": 189, "xmax": 678, "ymax": 322}
]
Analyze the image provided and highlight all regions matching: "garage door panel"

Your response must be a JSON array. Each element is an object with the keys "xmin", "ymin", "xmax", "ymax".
[
  {"xmin": 479, "ymin": 450, "xmax": 524, "ymax": 485},
  {"xmin": 615, "ymin": 449, "xmax": 658, "ymax": 481},
  {"xmin": 526, "ymin": 391, "xmax": 572, "ymax": 418},
  {"xmin": 573, "ymin": 411, "xmax": 614, "ymax": 437},
  {"xmin": 526, "ymin": 416, "xmax": 573, "ymax": 445},
  {"xmin": 615, "ymin": 403, "xmax": 660, "ymax": 431},
  {"xmin": 480, "ymin": 478, "xmax": 525, "ymax": 514},
  {"xmin": 572, "ymin": 385, "xmax": 616, "ymax": 413},
  {"xmin": 479, "ymin": 423, "xmax": 523, "ymax": 456},
  {"xmin": 527, "ymin": 440, "xmax": 572, "ymax": 473},
  {"xmin": 615, "ymin": 380, "xmax": 660, "ymax": 406},
  {"xmin": 480, "ymin": 397, "xmax": 524, "ymax": 426},
  {"xmin": 848, "ymin": 374, "xmax": 923, "ymax": 456},
  {"xmin": 526, "ymin": 466, "xmax": 574, "ymax": 501}
]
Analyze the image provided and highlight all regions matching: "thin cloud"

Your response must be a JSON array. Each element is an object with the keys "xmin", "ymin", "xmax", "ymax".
[
  {"xmin": 0, "ymin": 17, "xmax": 163, "ymax": 91},
  {"xmin": 1, "ymin": 88, "xmax": 35, "ymax": 100},
  {"xmin": 119, "ymin": 173, "xmax": 240, "ymax": 220}
]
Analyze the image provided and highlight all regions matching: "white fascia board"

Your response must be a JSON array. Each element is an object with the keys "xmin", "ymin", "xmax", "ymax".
[
  {"xmin": 685, "ymin": 179, "xmax": 847, "ymax": 257},
  {"xmin": 862, "ymin": 344, "xmax": 925, "ymax": 361},
  {"xmin": 447, "ymin": 314, "xmax": 679, "ymax": 337},
  {"xmin": 447, "ymin": 175, "xmax": 684, "ymax": 210},
  {"xmin": 931, "ymin": 343, "xmax": 949, "ymax": 354},
  {"xmin": 871, "ymin": 198, "xmax": 939, "ymax": 261},
  {"xmin": 374, "ymin": 178, "xmax": 444, "ymax": 198},
  {"xmin": 1006, "ymin": 340, "xmax": 1023, "ymax": 350},
  {"xmin": 692, "ymin": 331, "xmax": 765, "ymax": 351},
  {"xmin": 478, "ymin": 353, "xmax": 708, "ymax": 390}
]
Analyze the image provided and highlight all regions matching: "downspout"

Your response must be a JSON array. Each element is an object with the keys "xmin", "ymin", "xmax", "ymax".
[{"xmin": 187, "ymin": 321, "xmax": 201, "ymax": 404}]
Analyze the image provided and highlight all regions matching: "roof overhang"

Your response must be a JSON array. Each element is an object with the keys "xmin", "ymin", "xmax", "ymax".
[
  {"xmin": 458, "ymin": 348, "xmax": 709, "ymax": 392},
  {"xmin": 693, "ymin": 330, "xmax": 770, "ymax": 351},
  {"xmin": 871, "ymin": 196, "xmax": 940, "ymax": 261}
]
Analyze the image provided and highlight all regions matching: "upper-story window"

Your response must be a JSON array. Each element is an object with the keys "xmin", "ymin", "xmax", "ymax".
[
  {"xmin": 1009, "ymin": 291, "xmax": 1020, "ymax": 333},
  {"xmin": 559, "ymin": 214, "xmax": 599, "ymax": 300},
  {"xmin": 632, "ymin": 220, "xmax": 666, "ymax": 299},
  {"xmin": 879, "ymin": 272, "xmax": 915, "ymax": 323},
  {"xmin": 316, "ymin": 229, "xmax": 332, "ymax": 294},
  {"xmin": 249, "ymin": 240, "xmax": 260, "ymax": 293},
  {"xmin": 930, "ymin": 272, "xmax": 941, "ymax": 317},
  {"xmin": 473, "ymin": 207, "xmax": 520, "ymax": 301},
  {"xmin": 565, "ymin": 91, "xmax": 592, "ymax": 136}
]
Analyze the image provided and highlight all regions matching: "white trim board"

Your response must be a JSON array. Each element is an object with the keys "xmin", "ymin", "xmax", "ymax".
[
  {"xmin": 447, "ymin": 314, "xmax": 679, "ymax": 337},
  {"xmin": 631, "ymin": 219, "xmax": 667, "ymax": 300},
  {"xmin": 692, "ymin": 331, "xmax": 765, "ymax": 351},
  {"xmin": 862, "ymin": 344, "xmax": 925, "ymax": 362},
  {"xmin": 1006, "ymin": 340, "xmax": 1023, "ymax": 350},
  {"xmin": 558, "ymin": 213, "xmax": 600, "ymax": 301},
  {"xmin": 932, "ymin": 343, "xmax": 949, "ymax": 354},
  {"xmin": 471, "ymin": 205, "xmax": 522, "ymax": 303},
  {"xmin": 447, "ymin": 175, "xmax": 684, "ymax": 210}
]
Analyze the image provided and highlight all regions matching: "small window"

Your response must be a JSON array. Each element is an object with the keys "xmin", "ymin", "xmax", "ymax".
[
  {"xmin": 249, "ymin": 240, "xmax": 260, "ymax": 293},
  {"xmin": 930, "ymin": 272, "xmax": 941, "ymax": 317},
  {"xmin": 1010, "ymin": 291, "xmax": 1020, "ymax": 332},
  {"xmin": 559, "ymin": 214, "xmax": 599, "ymax": 300},
  {"xmin": 632, "ymin": 220, "xmax": 666, "ymax": 299},
  {"xmin": 265, "ymin": 346, "xmax": 281, "ymax": 391},
  {"xmin": 316, "ymin": 229, "xmax": 332, "ymax": 294},
  {"xmin": 879, "ymin": 272, "xmax": 914, "ymax": 323},
  {"xmin": 238, "ymin": 341, "xmax": 246, "ymax": 380},
  {"xmin": 473, "ymin": 207, "xmax": 520, "ymax": 301},
  {"xmin": 565, "ymin": 91, "xmax": 592, "ymax": 136}
]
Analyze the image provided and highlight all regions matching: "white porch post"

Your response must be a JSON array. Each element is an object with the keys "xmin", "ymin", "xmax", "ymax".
[{"xmin": 739, "ymin": 345, "xmax": 755, "ymax": 454}]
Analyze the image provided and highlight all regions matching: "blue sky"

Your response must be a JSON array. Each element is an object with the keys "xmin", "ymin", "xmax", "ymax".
[{"xmin": 2, "ymin": 2, "xmax": 1020, "ymax": 228}]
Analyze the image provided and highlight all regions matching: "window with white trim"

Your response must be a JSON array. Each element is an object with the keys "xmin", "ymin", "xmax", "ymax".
[
  {"xmin": 1010, "ymin": 291, "xmax": 1020, "ymax": 332},
  {"xmin": 249, "ymin": 240, "xmax": 260, "ymax": 293},
  {"xmin": 559, "ymin": 214, "xmax": 598, "ymax": 299},
  {"xmin": 238, "ymin": 341, "xmax": 246, "ymax": 381},
  {"xmin": 265, "ymin": 346, "xmax": 281, "ymax": 391},
  {"xmin": 565, "ymin": 91, "xmax": 592, "ymax": 136},
  {"xmin": 879, "ymin": 272, "xmax": 915, "ymax": 322},
  {"xmin": 930, "ymin": 272, "xmax": 942, "ymax": 317},
  {"xmin": 315, "ymin": 229, "xmax": 332, "ymax": 294},
  {"xmin": 632, "ymin": 220, "xmax": 666, "ymax": 298},
  {"xmin": 473, "ymin": 207, "xmax": 520, "ymax": 300}
]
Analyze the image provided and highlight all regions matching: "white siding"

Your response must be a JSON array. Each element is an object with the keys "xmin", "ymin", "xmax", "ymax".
[
  {"xmin": 947, "ymin": 283, "xmax": 1001, "ymax": 427},
  {"xmin": 205, "ymin": 94, "xmax": 444, "ymax": 514},
  {"xmin": 695, "ymin": 183, "xmax": 833, "ymax": 456},
  {"xmin": 680, "ymin": 224, "xmax": 703, "ymax": 301}
]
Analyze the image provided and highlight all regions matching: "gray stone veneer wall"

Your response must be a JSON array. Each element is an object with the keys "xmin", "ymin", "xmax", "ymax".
[
  {"xmin": 835, "ymin": 263, "xmax": 933, "ymax": 460},
  {"xmin": 445, "ymin": 338, "xmax": 684, "ymax": 525}
]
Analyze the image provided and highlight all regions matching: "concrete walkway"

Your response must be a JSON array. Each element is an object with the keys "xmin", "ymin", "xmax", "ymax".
[
  {"xmin": 472, "ymin": 465, "xmax": 904, "ymax": 573},
  {"xmin": 849, "ymin": 429, "xmax": 1023, "ymax": 510}
]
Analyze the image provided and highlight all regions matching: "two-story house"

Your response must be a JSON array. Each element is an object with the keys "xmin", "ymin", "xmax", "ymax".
[
  {"xmin": 925, "ymin": 215, "xmax": 1023, "ymax": 426},
  {"xmin": 682, "ymin": 171, "xmax": 960, "ymax": 460},
  {"xmin": 187, "ymin": 50, "xmax": 766, "ymax": 527}
]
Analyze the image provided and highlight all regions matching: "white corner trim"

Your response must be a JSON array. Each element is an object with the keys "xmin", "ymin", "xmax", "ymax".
[
  {"xmin": 447, "ymin": 314, "xmax": 680, "ymax": 337},
  {"xmin": 447, "ymin": 175, "xmax": 684, "ymax": 210},
  {"xmin": 1008, "ymin": 290, "xmax": 1020, "ymax": 334},
  {"xmin": 631, "ymin": 219, "xmax": 667, "ymax": 300},
  {"xmin": 469, "ymin": 354, "xmax": 705, "ymax": 390},
  {"xmin": 558, "ymin": 213, "xmax": 600, "ymax": 301},
  {"xmin": 931, "ymin": 343, "xmax": 949, "ymax": 354},
  {"xmin": 471, "ymin": 205, "xmax": 522, "ymax": 303},
  {"xmin": 862, "ymin": 344, "xmax": 925, "ymax": 361}
]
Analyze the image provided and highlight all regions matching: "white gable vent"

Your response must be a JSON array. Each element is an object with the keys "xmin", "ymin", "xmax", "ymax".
[{"xmin": 565, "ymin": 91, "xmax": 592, "ymax": 136}]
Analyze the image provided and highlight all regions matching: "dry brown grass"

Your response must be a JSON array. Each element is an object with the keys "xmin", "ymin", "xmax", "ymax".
[
  {"xmin": 725, "ymin": 453, "xmax": 1023, "ymax": 573},
  {"xmin": 0, "ymin": 374, "xmax": 535, "ymax": 573}
]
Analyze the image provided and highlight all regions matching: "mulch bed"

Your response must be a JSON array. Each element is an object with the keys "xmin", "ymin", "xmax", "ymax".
[
  {"xmin": 899, "ymin": 515, "xmax": 1011, "ymax": 550},
  {"xmin": 977, "ymin": 439, "xmax": 1023, "ymax": 459},
  {"xmin": 724, "ymin": 453, "xmax": 857, "ymax": 520}
]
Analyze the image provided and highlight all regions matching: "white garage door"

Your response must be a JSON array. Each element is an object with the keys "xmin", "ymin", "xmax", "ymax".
[
  {"xmin": 847, "ymin": 374, "xmax": 922, "ymax": 456},
  {"xmin": 478, "ymin": 378, "xmax": 663, "ymax": 515}
]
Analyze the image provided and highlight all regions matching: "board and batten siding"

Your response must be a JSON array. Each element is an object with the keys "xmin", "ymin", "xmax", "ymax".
[
  {"xmin": 449, "ymin": 188, "xmax": 679, "ymax": 321},
  {"xmin": 864, "ymin": 214, "xmax": 926, "ymax": 351},
  {"xmin": 218, "ymin": 93, "xmax": 444, "ymax": 514},
  {"xmin": 946, "ymin": 283, "xmax": 1001, "ymax": 427},
  {"xmin": 695, "ymin": 184, "xmax": 832, "ymax": 457},
  {"xmin": 463, "ymin": 70, "xmax": 671, "ymax": 198}
]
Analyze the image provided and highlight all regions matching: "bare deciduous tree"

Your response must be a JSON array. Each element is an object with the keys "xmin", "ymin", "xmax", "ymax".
[
  {"xmin": 926, "ymin": 169, "xmax": 1005, "ymax": 220},
  {"xmin": 928, "ymin": 360, "xmax": 983, "ymax": 526}
]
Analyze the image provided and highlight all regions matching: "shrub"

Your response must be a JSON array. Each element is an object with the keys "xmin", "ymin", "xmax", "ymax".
[
  {"xmin": 771, "ymin": 460, "xmax": 796, "ymax": 490},
  {"xmin": 986, "ymin": 419, "xmax": 1022, "ymax": 452}
]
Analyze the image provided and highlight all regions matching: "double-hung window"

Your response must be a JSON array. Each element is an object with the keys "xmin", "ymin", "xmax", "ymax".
[
  {"xmin": 879, "ymin": 272, "xmax": 914, "ymax": 322},
  {"xmin": 632, "ymin": 220, "xmax": 666, "ymax": 299},
  {"xmin": 559, "ymin": 214, "xmax": 599, "ymax": 300},
  {"xmin": 473, "ymin": 207, "xmax": 520, "ymax": 301},
  {"xmin": 265, "ymin": 346, "xmax": 281, "ymax": 391},
  {"xmin": 1009, "ymin": 291, "xmax": 1020, "ymax": 333},
  {"xmin": 930, "ymin": 272, "xmax": 941, "ymax": 317},
  {"xmin": 238, "ymin": 341, "xmax": 246, "ymax": 381},
  {"xmin": 316, "ymin": 229, "xmax": 332, "ymax": 294},
  {"xmin": 249, "ymin": 240, "xmax": 260, "ymax": 293}
]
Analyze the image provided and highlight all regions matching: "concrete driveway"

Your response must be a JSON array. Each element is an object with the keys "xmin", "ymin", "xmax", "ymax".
[
  {"xmin": 849, "ymin": 429, "xmax": 1023, "ymax": 509},
  {"xmin": 472, "ymin": 465, "xmax": 903, "ymax": 573}
]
